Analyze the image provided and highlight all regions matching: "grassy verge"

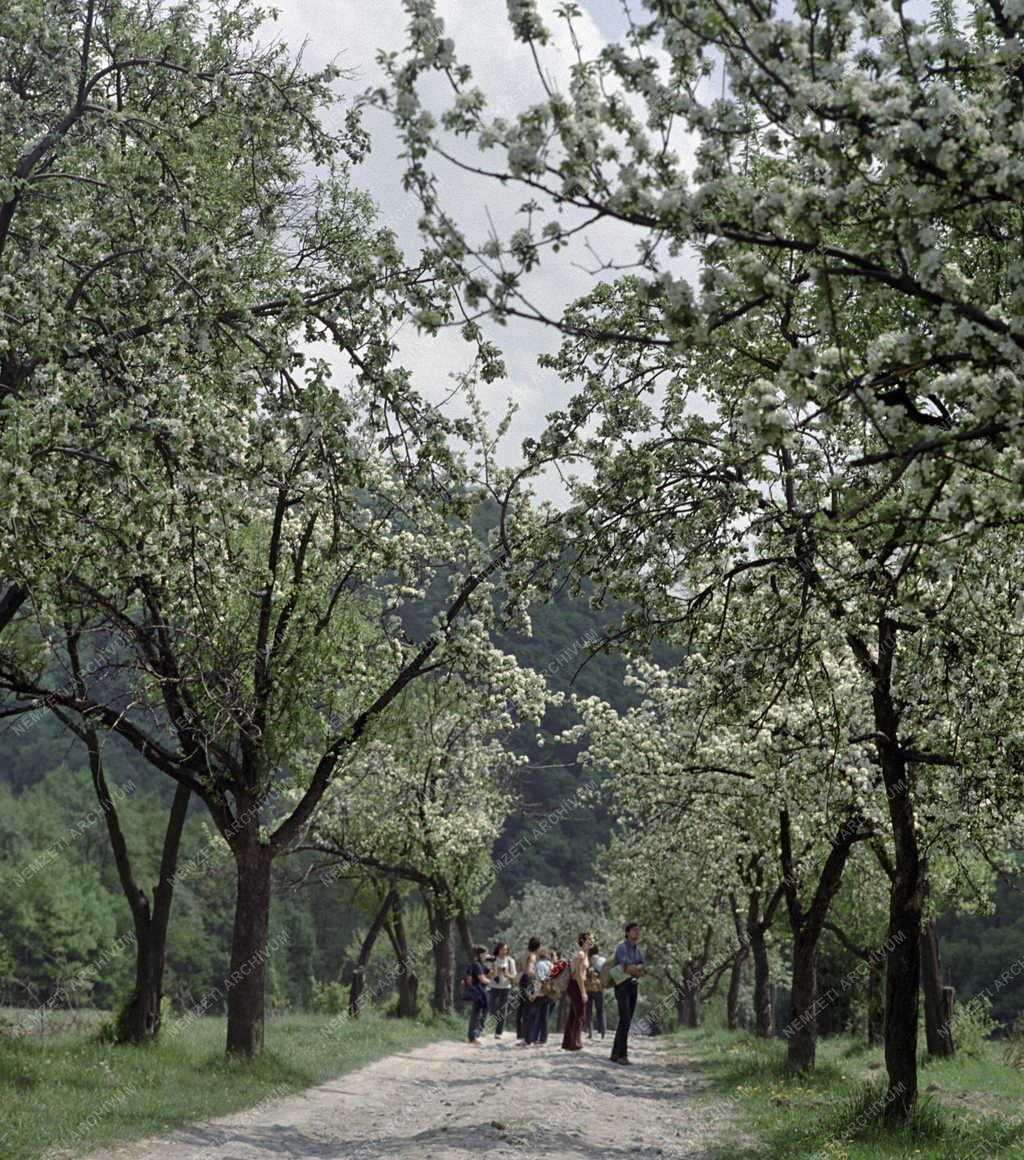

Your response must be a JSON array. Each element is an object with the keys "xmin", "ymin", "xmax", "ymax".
[
  {"xmin": 679, "ymin": 1025, "xmax": 1024, "ymax": 1160},
  {"xmin": 0, "ymin": 1009, "xmax": 460, "ymax": 1160}
]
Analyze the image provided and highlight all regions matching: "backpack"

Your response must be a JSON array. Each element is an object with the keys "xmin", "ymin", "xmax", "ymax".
[
  {"xmin": 540, "ymin": 959, "xmax": 569, "ymax": 999},
  {"xmin": 585, "ymin": 965, "xmax": 603, "ymax": 994}
]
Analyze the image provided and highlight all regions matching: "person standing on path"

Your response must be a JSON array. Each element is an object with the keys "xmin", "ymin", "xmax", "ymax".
[
  {"xmin": 516, "ymin": 936, "xmax": 541, "ymax": 1042},
  {"xmin": 562, "ymin": 931, "xmax": 593, "ymax": 1051},
  {"xmin": 610, "ymin": 922, "xmax": 645, "ymax": 1065},
  {"xmin": 586, "ymin": 943, "xmax": 607, "ymax": 1039},
  {"xmin": 465, "ymin": 945, "xmax": 492, "ymax": 1045},
  {"xmin": 527, "ymin": 947, "xmax": 555, "ymax": 1045},
  {"xmin": 489, "ymin": 941, "xmax": 516, "ymax": 1038}
]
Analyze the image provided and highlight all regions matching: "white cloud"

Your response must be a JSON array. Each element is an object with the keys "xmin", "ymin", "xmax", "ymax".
[{"xmin": 268, "ymin": 1, "xmax": 697, "ymax": 493}]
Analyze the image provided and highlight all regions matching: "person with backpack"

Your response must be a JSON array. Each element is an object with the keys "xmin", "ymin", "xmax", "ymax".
[
  {"xmin": 463, "ymin": 945, "xmax": 491, "ymax": 1045},
  {"xmin": 562, "ymin": 931, "xmax": 594, "ymax": 1051},
  {"xmin": 585, "ymin": 943, "xmax": 607, "ymax": 1039},
  {"xmin": 526, "ymin": 946, "xmax": 555, "ymax": 1045}
]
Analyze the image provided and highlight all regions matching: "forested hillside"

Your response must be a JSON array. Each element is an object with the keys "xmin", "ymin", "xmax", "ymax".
[{"xmin": 0, "ymin": 582, "xmax": 635, "ymax": 1013}]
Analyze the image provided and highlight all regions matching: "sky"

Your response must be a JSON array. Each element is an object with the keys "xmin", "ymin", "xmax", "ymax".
[{"xmin": 265, "ymin": 0, "xmax": 669, "ymax": 479}]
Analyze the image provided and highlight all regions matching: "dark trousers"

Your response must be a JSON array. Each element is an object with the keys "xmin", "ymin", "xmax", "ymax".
[
  {"xmin": 611, "ymin": 980, "xmax": 638, "ymax": 1060},
  {"xmin": 562, "ymin": 979, "xmax": 585, "ymax": 1050},
  {"xmin": 516, "ymin": 976, "xmax": 531, "ymax": 1038},
  {"xmin": 467, "ymin": 996, "xmax": 487, "ymax": 1041},
  {"xmin": 586, "ymin": 990, "xmax": 606, "ymax": 1037},
  {"xmin": 528, "ymin": 996, "xmax": 554, "ymax": 1043},
  {"xmin": 489, "ymin": 986, "xmax": 512, "ymax": 1034}
]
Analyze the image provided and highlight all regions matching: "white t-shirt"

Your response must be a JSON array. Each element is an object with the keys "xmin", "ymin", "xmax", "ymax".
[
  {"xmin": 535, "ymin": 959, "xmax": 552, "ymax": 983},
  {"xmin": 491, "ymin": 954, "xmax": 516, "ymax": 989}
]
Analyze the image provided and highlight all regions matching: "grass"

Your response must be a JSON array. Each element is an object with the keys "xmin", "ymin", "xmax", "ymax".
[
  {"xmin": 679, "ymin": 1024, "xmax": 1024, "ymax": 1160},
  {"xmin": 0, "ymin": 1008, "xmax": 461, "ymax": 1160}
]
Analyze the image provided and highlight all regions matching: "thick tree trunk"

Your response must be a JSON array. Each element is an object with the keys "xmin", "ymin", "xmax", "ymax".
[
  {"xmin": 787, "ymin": 932, "xmax": 818, "ymax": 1069},
  {"xmin": 921, "ymin": 917, "xmax": 954, "ymax": 1058},
  {"xmin": 874, "ymin": 637, "xmax": 921, "ymax": 1121},
  {"xmin": 225, "ymin": 842, "xmax": 273, "ymax": 1056},
  {"xmin": 750, "ymin": 927, "xmax": 774, "ymax": 1038},
  {"xmin": 455, "ymin": 911, "xmax": 474, "ymax": 962},
  {"xmin": 727, "ymin": 949, "xmax": 746, "ymax": 1030},
  {"xmin": 349, "ymin": 889, "xmax": 394, "ymax": 1018},
  {"xmin": 678, "ymin": 983, "xmax": 700, "ymax": 1028}
]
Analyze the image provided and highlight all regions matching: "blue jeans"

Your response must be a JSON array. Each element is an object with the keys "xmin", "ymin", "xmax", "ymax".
[
  {"xmin": 467, "ymin": 996, "xmax": 487, "ymax": 1041},
  {"xmin": 611, "ymin": 980, "xmax": 637, "ymax": 1059},
  {"xmin": 527, "ymin": 997, "xmax": 554, "ymax": 1044}
]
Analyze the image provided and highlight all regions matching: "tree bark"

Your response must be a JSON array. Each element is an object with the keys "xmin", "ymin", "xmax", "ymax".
[
  {"xmin": 678, "ymin": 981, "xmax": 701, "ymax": 1028},
  {"xmin": 225, "ymin": 837, "xmax": 273, "ymax": 1056},
  {"xmin": 455, "ymin": 910, "xmax": 474, "ymax": 962},
  {"xmin": 781, "ymin": 811, "xmax": 859, "ymax": 1072},
  {"xmin": 727, "ymin": 948, "xmax": 747, "ymax": 1030},
  {"xmin": 62, "ymin": 675, "xmax": 190, "ymax": 1046},
  {"xmin": 349, "ymin": 889, "xmax": 394, "ymax": 1018},
  {"xmin": 385, "ymin": 893, "xmax": 419, "ymax": 1018},
  {"xmin": 921, "ymin": 916, "xmax": 954, "ymax": 1057},
  {"xmin": 750, "ymin": 925, "xmax": 774, "ymax": 1038},
  {"xmin": 873, "ymin": 621, "xmax": 921, "ymax": 1121},
  {"xmin": 118, "ymin": 781, "xmax": 190, "ymax": 1044},
  {"xmin": 787, "ymin": 930, "xmax": 818, "ymax": 1069},
  {"xmin": 867, "ymin": 950, "xmax": 885, "ymax": 1047},
  {"xmin": 428, "ymin": 907, "xmax": 455, "ymax": 1015}
]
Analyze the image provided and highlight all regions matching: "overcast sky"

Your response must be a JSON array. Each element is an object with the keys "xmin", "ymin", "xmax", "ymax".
[{"xmin": 264, "ymin": 0, "xmax": 678, "ymax": 477}]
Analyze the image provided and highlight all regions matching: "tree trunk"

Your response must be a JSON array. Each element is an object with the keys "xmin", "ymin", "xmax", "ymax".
[
  {"xmin": 349, "ymin": 889, "xmax": 394, "ymax": 1018},
  {"xmin": 726, "ymin": 950, "xmax": 746, "ymax": 1030},
  {"xmin": 678, "ymin": 982, "xmax": 700, "ymax": 1028},
  {"xmin": 921, "ymin": 917, "xmax": 954, "ymax": 1057},
  {"xmin": 780, "ymin": 809, "xmax": 857, "ymax": 1072},
  {"xmin": 455, "ymin": 910, "xmax": 474, "ymax": 962},
  {"xmin": 787, "ymin": 931, "xmax": 818, "ymax": 1069},
  {"xmin": 225, "ymin": 841, "xmax": 273, "ymax": 1056},
  {"xmin": 118, "ymin": 782, "xmax": 191, "ymax": 1044},
  {"xmin": 750, "ymin": 926, "xmax": 774, "ymax": 1038},
  {"xmin": 874, "ymin": 640, "xmax": 921, "ymax": 1122},
  {"xmin": 867, "ymin": 950, "xmax": 885, "ymax": 1047},
  {"xmin": 386, "ymin": 893, "xmax": 419, "ymax": 1018},
  {"xmin": 430, "ymin": 912, "xmax": 455, "ymax": 1015},
  {"xmin": 69, "ymin": 681, "xmax": 190, "ymax": 1047}
]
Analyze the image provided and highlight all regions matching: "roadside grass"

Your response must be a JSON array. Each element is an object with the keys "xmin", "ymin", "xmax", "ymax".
[
  {"xmin": 0, "ymin": 1008, "xmax": 461, "ymax": 1160},
  {"xmin": 681, "ymin": 1025, "xmax": 1024, "ymax": 1160}
]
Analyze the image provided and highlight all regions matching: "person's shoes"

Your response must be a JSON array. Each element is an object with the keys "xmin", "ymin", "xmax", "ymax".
[
  {"xmin": 610, "ymin": 1055, "xmax": 631, "ymax": 1064},
  {"xmin": 468, "ymin": 1039, "xmax": 482, "ymax": 1046},
  {"xmin": 494, "ymin": 1032, "xmax": 502, "ymax": 1038}
]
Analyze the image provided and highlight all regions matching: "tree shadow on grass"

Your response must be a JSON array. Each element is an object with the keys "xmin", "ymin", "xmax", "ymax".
[{"xmin": 700, "ymin": 1073, "xmax": 1024, "ymax": 1160}]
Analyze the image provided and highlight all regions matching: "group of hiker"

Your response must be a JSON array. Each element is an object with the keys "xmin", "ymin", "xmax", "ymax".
[{"xmin": 461, "ymin": 922, "xmax": 646, "ymax": 1065}]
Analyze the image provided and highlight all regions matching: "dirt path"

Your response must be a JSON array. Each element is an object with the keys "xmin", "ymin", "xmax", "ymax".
[{"xmin": 81, "ymin": 1035, "xmax": 746, "ymax": 1160}]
